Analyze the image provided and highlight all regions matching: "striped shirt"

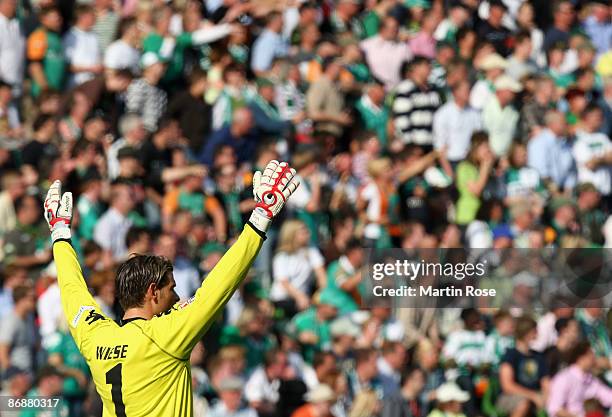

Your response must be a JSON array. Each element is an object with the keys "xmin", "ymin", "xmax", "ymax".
[
  {"xmin": 126, "ymin": 78, "xmax": 167, "ymax": 132},
  {"xmin": 392, "ymin": 79, "xmax": 441, "ymax": 146},
  {"xmin": 442, "ymin": 329, "xmax": 488, "ymax": 369}
]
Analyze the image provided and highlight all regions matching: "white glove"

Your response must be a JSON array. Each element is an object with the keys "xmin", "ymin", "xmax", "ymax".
[
  {"xmin": 249, "ymin": 160, "xmax": 300, "ymax": 233},
  {"xmin": 44, "ymin": 180, "xmax": 73, "ymax": 243}
]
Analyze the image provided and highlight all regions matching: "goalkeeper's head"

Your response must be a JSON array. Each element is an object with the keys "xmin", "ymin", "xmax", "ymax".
[{"xmin": 116, "ymin": 254, "xmax": 180, "ymax": 318}]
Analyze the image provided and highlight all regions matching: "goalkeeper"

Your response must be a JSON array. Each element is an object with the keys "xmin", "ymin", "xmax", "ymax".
[{"xmin": 43, "ymin": 160, "xmax": 299, "ymax": 417}]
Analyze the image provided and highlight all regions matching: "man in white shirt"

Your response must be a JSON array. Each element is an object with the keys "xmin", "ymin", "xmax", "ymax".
[
  {"xmin": 104, "ymin": 17, "xmax": 141, "ymax": 75},
  {"xmin": 0, "ymin": 0, "xmax": 24, "ymax": 96},
  {"xmin": 433, "ymin": 79, "xmax": 482, "ymax": 172},
  {"xmin": 482, "ymin": 75, "xmax": 521, "ymax": 158},
  {"xmin": 63, "ymin": 5, "xmax": 103, "ymax": 87},
  {"xmin": 573, "ymin": 105, "xmax": 612, "ymax": 195},
  {"xmin": 93, "ymin": 183, "xmax": 135, "ymax": 260},
  {"xmin": 244, "ymin": 349, "xmax": 288, "ymax": 415}
]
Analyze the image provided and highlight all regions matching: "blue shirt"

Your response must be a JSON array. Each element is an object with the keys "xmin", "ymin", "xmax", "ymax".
[
  {"xmin": 527, "ymin": 129, "xmax": 577, "ymax": 191},
  {"xmin": 199, "ymin": 126, "xmax": 256, "ymax": 166},
  {"xmin": 250, "ymin": 29, "xmax": 289, "ymax": 73},
  {"xmin": 583, "ymin": 16, "xmax": 612, "ymax": 57}
]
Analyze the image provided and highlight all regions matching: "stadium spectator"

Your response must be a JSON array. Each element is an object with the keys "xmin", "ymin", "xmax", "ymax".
[
  {"xmin": 271, "ymin": 219, "xmax": 326, "ymax": 316},
  {"xmin": 0, "ymin": 0, "xmax": 25, "ymax": 96},
  {"xmin": 245, "ymin": 349, "xmax": 289, "ymax": 417},
  {"xmin": 0, "ymin": 284, "xmax": 36, "ymax": 373},
  {"xmin": 528, "ymin": 110, "xmax": 577, "ymax": 194},
  {"xmin": 482, "ymin": 75, "xmax": 521, "ymax": 158},
  {"xmin": 547, "ymin": 341, "xmax": 612, "ymax": 417},
  {"xmin": 433, "ymin": 79, "xmax": 482, "ymax": 172},
  {"xmin": 498, "ymin": 316, "xmax": 550, "ymax": 417},
  {"xmin": 209, "ymin": 376, "xmax": 257, "ymax": 417},
  {"xmin": 26, "ymin": 6, "xmax": 66, "ymax": 97},
  {"xmin": 93, "ymin": 182, "xmax": 135, "ymax": 260},
  {"xmin": 63, "ymin": 5, "xmax": 103, "ymax": 88},
  {"xmin": 292, "ymin": 384, "xmax": 336, "ymax": 417},
  {"xmin": 360, "ymin": 16, "xmax": 412, "ymax": 91},
  {"xmin": 251, "ymin": 12, "xmax": 289, "ymax": 76},
  {"xmin": 125, "ymin": 51, "xmax": 167, "ymax": 132},
  {"xmin": 392, "ymin": 56, "xmax": 441, "ymax": 149}
]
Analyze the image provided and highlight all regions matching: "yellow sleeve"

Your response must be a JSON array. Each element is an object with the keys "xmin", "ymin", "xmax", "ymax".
[
  {"xmin": 53, "ymin": 240, "xmax": 105, "ymax": 350},
  {"xmin": 144, "ymin": 224, "xmax": 263, "ymax": 359}
]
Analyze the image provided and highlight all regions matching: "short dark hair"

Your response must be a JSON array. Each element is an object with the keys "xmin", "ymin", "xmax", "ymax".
[
  {"xmin": 75, "ymin": 4, "xmax": 94, "ymax": 19},
  {"xmin": 189, "ymin": 68, "xmax": 207, "ymax": 85},
  {"xmin": 33, "ymin": 114, "xmax": 55, "ymax": 132},
  {"xmin": 400, "ymin": 366, "xmax": 423, "ymax": 386},
  {"xmin": 354, "ymin": 348, "xmax": 376, "ymax": 366},
  {"xmin": 514, "ymin": 315, "xmax": 537, "ymax": 340},
  {"xmin": 515, "ymin": 30, "xmax": 531, "ymax": 44},
  {"xmin": 554, "ymin": 317, "xmax": 572, "ymax": 334},
  {"xmin": 13, "ymin": 284, "xmax": 32, "ymax": 304},
  {"xmin": 118, "ymin": 17, "xmax": 137, "ymax": 38},
  {"xmin": 115, "ymin": 255, "xmax": 173, "ymax": 310},
  {"xmin": 126, "ymin": 227, "xmax": 150, "ymax": 248},
  {"xmin": 582, "ymin": 103, "xmax": 602, "ymax": 118},
  {"xmin": 567, "ymin": 341, "xmax": 591, "ymax": 364},
  {"xmin": 313, "ymin": 351, "xmax": 334, "ymax": 369},
  {"xmin": 264, "ymin": 348, "xmax": 285, "ymax": 368},
  {"xmin": 14, "ymin": 194, "xmax": 39, "ymax": 214},
  {"xmin": 39, "ymin": 6, "xmax": 60, "ymax": 17},
  {"xmin": 345, "ymin": 238, "xmax": 363, "ymax": 254}
]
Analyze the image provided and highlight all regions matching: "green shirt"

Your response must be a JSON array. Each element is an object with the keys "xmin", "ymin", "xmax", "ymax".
[
  {"xmin": 30, "ymin": 28, "xmax": 66, "ymax": 97},
  {"xmin": 45, "ymin": 331, "xmax": 89, "ymax": 397},
  {"xmin": 456, "ymin": 161, "xmax": 480, "ymax": 225},
  {"xmin": 291, "ymin": 307, "xmax": 331, "ymax": 363},
  {"xmin": 219, "ymin": 325, "xmax": 276, "ymax": 371},
  {"xmin": 18, "ymin": 388, "xmax": 69, "ymax": 417},
  {"xmin": 355, "ymin": 95, "xmax": 389, "ymax": 147},
  {"xmin": 361, "ymin": 11, "xmax": 381, "ymax": 39},
  {"xmin": 326, "ymin": 260, "xmax": 359, "ymax": 315},
  {"xmin": 77, "ymin": 196, "xmax": 102, "ymax": 241},
  {"xmin": 143, "ymin": 32, "xmax": 193, "ymax": 84}
]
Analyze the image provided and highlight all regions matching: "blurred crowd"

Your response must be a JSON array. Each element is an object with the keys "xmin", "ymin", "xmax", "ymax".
[{"xmin": 0, "ymin": 0, "xmax": 611, "ymax": 415}]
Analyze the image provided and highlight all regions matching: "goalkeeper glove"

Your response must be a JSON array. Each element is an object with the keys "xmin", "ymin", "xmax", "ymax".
[
  {"xmin": 44, "ymin": 180, "xmax": 73, "ymax": 243},
  {"xmin": 249, "ymin": 160, "xmax": 300, "ymax": 233}
]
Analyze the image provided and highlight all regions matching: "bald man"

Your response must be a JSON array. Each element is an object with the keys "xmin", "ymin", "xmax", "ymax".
[{"xmin": 199, "ymin": 107, "xmax": 256, "ymax": 166}]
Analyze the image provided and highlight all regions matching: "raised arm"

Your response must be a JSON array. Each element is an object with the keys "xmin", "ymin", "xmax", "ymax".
[
  {"xmin": 146, "ymin": 161, "xmax": 300, "ymax": 359},
  {"xmin": 44, "ymin": 181, "xmax": 105, "ymax": 351}
]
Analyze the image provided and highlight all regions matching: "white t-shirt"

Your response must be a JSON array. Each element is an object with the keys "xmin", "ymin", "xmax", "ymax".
[
  {"xmin": 271, "ymin": 247, "xmax": 324, "ymax": 301},
  {"xmin": 104, "ymin": 39, "xmax": 140, "ymax": 73},
  {"xmin": 0, "ymin": 13, "xmax": 25, "ymax": 87},
  {"xmin": 37, "ymin": 283, "xmax": 62, "ymax": 347},
  {"xmin": 469, "ymin": 79, "xmax": 493, "ymax": 111},
  {"xmin": 573, "ymin": 130, "xmax": 612, "ymax": 195},
  {"xmin": 244, "ymin": 367, "xmax": 280, "ymax": 404},
  {"xmin": 63, "ymin": 27, "xmax": 101, "ymax": 86},
  {"xmin": 360, "ymin": 181, "xmax": 383, "ymax": 240}
]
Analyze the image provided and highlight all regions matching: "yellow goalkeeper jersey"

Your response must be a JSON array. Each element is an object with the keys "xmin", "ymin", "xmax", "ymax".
[{"xmin": 53, "ymin": 224, "xmax": 264, "ymax": 417}]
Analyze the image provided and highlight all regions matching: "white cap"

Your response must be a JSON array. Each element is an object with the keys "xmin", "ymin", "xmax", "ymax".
[
  {"xmin": 42, "ymin": 261, "xmax": 57, "ymax": 278},
  {"xmin": 305, "ymin": 384, "xmax": 336, "ymax": 403},
  {"xmin": 424, "ymin": 166, "xmax": 453, "ymax": 188},
  {"xmin": 435, "ymin": 382, "xmax": 470, "ymax": 403},
  {"xmin": 330, "ymin": 317, "xmax": 360, "ymax": 338},
  {"xmin": 479, "ymin": 53, "xmax": 508, "ymax": 71},
  {"xmin": 140, "ymin": 52, "xmax": 161, "ymax": 69},
  {"xmin": 494, "ymin": 75, "xmax": 523, "ymax": 93}
]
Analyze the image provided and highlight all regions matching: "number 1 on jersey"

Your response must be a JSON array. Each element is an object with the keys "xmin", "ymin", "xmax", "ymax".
[{"xmin": 105, "ymin": 363, "xmax": 127, "ymax": 417}]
